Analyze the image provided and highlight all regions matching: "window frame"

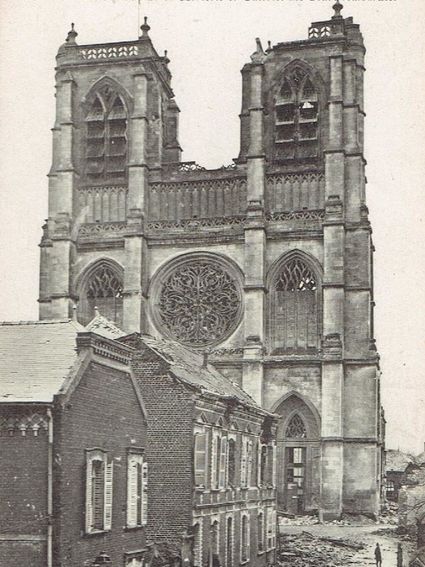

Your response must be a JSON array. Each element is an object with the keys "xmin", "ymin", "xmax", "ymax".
[
  {"xmin": 240, "ymin": 512, "xmax": 250, "ymax": 564},
  {"xmin": 85, "ymin": 91, "xmax": 128, "ymax": 183},
  {"xmin": 194, "ymin": 426, "xmax": 210, "ymax": 489},
  {"xmin": 266, "ymin": 507, "xmax": 277, "ymax": 551},
  {"xmin": 227, "ymin": 433, "xmax": 237, "ymax": 488},
  {"xmin": 241, "ymin": 435, "xmax": 253, "ymax": 488},
  {"xmin": 85, "ymin": 448, "xmax": 113, "ymax": 534},
  {"xmin": 257, "ymin": 510, "xmax": 265, "ymax": 555},
  {"xmin": 126, "ymin": 447, "xmax": 148, "ymax": 529},
  {"xmin": 274, "ymin": 68, "xmax": 320, "ymax": 160}
]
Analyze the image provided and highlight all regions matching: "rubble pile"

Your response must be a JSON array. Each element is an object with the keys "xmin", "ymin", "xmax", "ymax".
[
  {"xmin": 379, "ymin": 500, "xmax": 399, "ymax": 525},
  {"xmin": 278, "ymin": 531, "xmax": 365, "ymax": 567}
]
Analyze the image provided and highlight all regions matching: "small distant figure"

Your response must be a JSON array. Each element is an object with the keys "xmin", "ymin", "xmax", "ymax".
[
  {"xmin": 397, "ymin": 542, "xmax": 403, "ymax": 567},
  {"xmin": 375, "ymin": 543, "xmax": 382, "ymax": 567}
]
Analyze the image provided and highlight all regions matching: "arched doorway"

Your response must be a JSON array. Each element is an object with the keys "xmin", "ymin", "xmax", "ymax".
[{"xmin": 274, "ymin": 393, "xmax": 320, "ymax": 514}]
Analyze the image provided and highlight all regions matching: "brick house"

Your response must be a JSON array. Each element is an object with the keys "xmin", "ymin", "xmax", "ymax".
[
  {"xmin": 0, "ymin": 319, "xmax": 148, "ymax": 567},
  {"xmin": 122, "ymin": 333, "xmax": 277, "ymax": 567}
]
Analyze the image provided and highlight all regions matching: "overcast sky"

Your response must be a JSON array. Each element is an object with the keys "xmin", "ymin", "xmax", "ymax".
[{"xmin": 0, "ymin": 0, "xmax": 424, "ymax": 453}]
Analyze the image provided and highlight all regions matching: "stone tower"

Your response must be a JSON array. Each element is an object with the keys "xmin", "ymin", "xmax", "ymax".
[{"xmin": 39, "ymin": 3, "xmax": 384, "ymax": 519}]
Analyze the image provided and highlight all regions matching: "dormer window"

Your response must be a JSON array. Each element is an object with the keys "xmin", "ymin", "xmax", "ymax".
[
  {"xmin": 85, "ymin": 86, "xmax": 128, "ymax": 182},
  {"xmin": 275, "ymin": 66, "xmax": 319, "ymax": 160}
]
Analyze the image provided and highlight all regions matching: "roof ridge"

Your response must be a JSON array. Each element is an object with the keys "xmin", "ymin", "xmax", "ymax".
[{"xmin": 0, "ymin": 318, "xmax": 75, "ymax": 326}]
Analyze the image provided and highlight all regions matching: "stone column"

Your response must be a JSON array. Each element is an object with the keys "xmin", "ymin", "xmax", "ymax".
[
  {"xmin": 242, "ymin": 44, "xmax": 267, "ymax": 405},
  {"xmin": 320, "ymin": 54, "xmax": 345, "ymax": 520},
  {"xmin": 342, "ymin": 53, "xmax": 381, "ymax": 516},
  {"xmin": 46, "ymin": 72, "xmax": 77, "ymax": 319},
  {"xmin": 123, "ymin": 72, "xmax": 149, "ymax": 332}
]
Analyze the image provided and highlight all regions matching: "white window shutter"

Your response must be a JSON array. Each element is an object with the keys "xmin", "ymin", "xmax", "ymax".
[
  {"xmin": 85, "ymin": 459, "xmax": 93, "ymax": 533},
  {"xmin": 272, "ymin": 444, "xmax": 277, "ymax": 487},
  {"xmin": 247, "ymin": 440, "xmax": 253, "ymax": 487},
  {"xmin": 141, "ymin": 461, "xmax": 148, "ymax": 525},
  {"xmin": 240, "ymin": 438, "xmax": 247, "ymax": 487},
  {"xmin": 104, "ymin": 460, "xmax": 113, "ymax": 530},
  {"xmin": 219, "ymin": 436, "xmax": 227, "ymax": 488},
  {"xmin": 127, "ymin": 457, "xmax": 138, "ymax": 527},
  {"xmin": 257, "ymin": 443, "xmax": 263, "ymax": 486},
  {"xmin": 194, "ymin": 432, "xmax": 207, "ymax": 486},
  {"xmin": 211, "ymin": 434, "xmax": 218, "ymax": 488}
]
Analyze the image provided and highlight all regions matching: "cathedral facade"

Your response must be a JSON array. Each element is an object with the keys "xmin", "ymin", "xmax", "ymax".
[{"xmin": 39, "ymin": 4, "xmax": 384, "ymax": 520}]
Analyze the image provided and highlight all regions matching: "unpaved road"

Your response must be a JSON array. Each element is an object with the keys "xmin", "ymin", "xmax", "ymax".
[{"xmin": 278, "ymin": 523, "xmax": 414, "ymax": 566}]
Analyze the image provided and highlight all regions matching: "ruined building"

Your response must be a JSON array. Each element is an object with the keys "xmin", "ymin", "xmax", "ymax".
[{"xmin": 38, "ymin": 2, "xmax": 384, "ymax": 519}]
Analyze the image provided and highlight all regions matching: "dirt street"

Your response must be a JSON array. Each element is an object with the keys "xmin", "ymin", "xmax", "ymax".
[{"xmin": 278, "ymin": 524, "xmax": 415, "ymax": 566}]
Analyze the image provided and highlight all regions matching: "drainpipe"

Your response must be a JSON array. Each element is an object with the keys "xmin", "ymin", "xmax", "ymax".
[{"xmin": 47, "ymin": 407, "xmax": 53, "ymax": 567}]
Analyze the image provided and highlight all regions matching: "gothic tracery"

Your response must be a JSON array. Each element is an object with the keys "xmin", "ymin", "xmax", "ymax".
[
  {"xmin": 157, "ymin": 259, "xmax": 242, "ymax": 347},
  {"xmin": 285, "ymin": 414, "xmax": 307, "ymax": 438}
]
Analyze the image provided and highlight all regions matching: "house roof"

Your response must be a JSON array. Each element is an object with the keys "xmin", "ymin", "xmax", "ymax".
[
  {"xmin": 385, "ymin": 449, "xmax": 415, "ymax": 472},
  {"xmin": 0, "ymin": 319, "xmax": 84, "ymax": 403},
  {"xmin": 137, "ymin": 335, "xmax": 266, "ymax": 413}
]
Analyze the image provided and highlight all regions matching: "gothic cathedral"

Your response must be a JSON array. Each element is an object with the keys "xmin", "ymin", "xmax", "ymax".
[{"xmin": 39, "ymin": 4, "xmax": 384, "ymax": 520}]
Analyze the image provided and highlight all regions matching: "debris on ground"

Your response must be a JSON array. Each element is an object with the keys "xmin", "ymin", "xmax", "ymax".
[
  {"xmin": 277, "ymin": 532, "xmax": 366, "ymax": 566},
  {"xmin": 278, "ymin": 507, "xmax": 398, "ymax": 527}
]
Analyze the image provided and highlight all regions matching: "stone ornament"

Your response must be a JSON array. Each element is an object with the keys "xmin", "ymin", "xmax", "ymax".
[{"xmin": 155, "ymin": 257, "xmax": 242, "ymax": 348}]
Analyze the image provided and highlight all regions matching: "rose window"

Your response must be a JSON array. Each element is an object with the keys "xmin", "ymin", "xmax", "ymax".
[{"xmin": 156, "ymin": 259, "xmax": 242, "ymax": 347}]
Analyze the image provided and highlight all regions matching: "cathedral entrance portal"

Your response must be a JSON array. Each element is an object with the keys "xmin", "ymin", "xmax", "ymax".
[{"xmin": 274, "ymin": 393, "xmax": 320, "ymax": 514}]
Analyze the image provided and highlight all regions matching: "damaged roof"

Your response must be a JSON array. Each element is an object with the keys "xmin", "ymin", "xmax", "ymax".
[
  {"xmin": 85, "ymin": 312, "xmax": 126, "ymax": 339},
  {"xmin": 138, "ymin": 334, "xmax": 264, "ymax": 412},
  {"xmin": 0, "ymin": 319, "xmax": 84, "ymax": 403},
  {"xmin": 385, "ymin": 449, "xmax": 416, "ymax": 472}
]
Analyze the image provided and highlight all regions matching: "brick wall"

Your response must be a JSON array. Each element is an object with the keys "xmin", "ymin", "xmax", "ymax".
[
  {"xmin": 0, "ymin": 407, "xmax": 49, "ymax": 567},
  {"xmin": 131, "ymin": 350, "xmax": 194, "ymax": 546},
  {"xmin": 53, "ymin": 361, "xmax": 147, "ymax": 567}
]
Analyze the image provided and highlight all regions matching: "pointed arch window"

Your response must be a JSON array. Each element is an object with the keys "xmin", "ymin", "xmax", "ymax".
[
  {"xmin": 270, "ymin": 256, "xmax": 319, "ymax": 353},
  {"xmin": 78, "ymin": 263, "xmax": 123, "ymax": 327},
  {"xmin": 85, "ymin": 85, "xmax": 128, "ymax": 181},
  {"xmin": 275, "ymin": 66, "xmax": 319, "ymax": 160},
  {"xmin": 285, "ymin": 415, "xmax": 307, "ymax": 439}
]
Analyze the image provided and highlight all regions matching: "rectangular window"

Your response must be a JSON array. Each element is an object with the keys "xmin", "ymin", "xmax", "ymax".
[
  {"xmin": 85, "ymin": 449, "xmax": 113, "ymax": 533},
  {"xmin": 227, "ymin": 437, "xmax": 236, "ymax": 487},
  {"xmin": 240, "ymin": 514, "xmax": 250, "ymax": 563},
  {"xmin": 266, "ymin": 508, "xmax": 276, "ymax": 551},
  {"xmin": 241, "ymin": 437, "xmax": 253, "ymax": 488},
  {"xmin": 127, "ymin": 449, "xmax": 148, "ymax": 528},
  {"xmin": 240, "ymin": 438, "xmax": 247, "ymax": 487},
  {"xmin": 267, "ymin": 444, "xmax": 276, "ymax": 486},
  {"xmin": 259, "ymin": 444, "xmax": 267, "ymax": 486},
  {"xmin": 257, "ymin": 511, "xmax": 265, "ymax": 553}
]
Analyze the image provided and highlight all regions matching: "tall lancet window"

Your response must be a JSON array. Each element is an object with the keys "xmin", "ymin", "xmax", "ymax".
[
  {"xmin": 275, "ymin": 66, "xmax": 319, "ymax": 160},
  {"xmin": 85, "ymin": 85, "xmax": 128, "ymax": 181},
  {"xmin": 270, "ymin": 256, "xmax": 319, "ymax": 353},
  {"xmin": 78, "ymin": 263, "xmax": 124, "ymax": 327}
]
